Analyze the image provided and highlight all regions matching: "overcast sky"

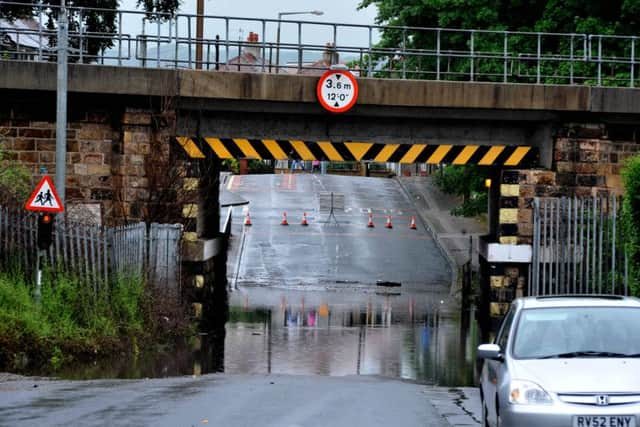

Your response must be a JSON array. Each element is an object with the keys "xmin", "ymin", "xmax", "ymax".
[
  {"xmin": 118, "ymin": 0, "xmax": 380, "ymax": 48},
  {"xmin": 162, "ymin": 0, "xmax": 378, "ymax": 26}
]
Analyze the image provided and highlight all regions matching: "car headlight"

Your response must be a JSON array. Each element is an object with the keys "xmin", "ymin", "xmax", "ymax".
[{"xmin": 509, "ymin": 380, "xmax": 553, "ymax": 405}]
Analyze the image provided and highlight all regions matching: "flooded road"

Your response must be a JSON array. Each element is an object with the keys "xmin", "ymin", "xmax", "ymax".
[
  {"xmin": 46, "ymin": 285, "xmax": 479, "ymax": 387},
  {"xmin": 33, "ymin": 174, "xmax": 480, "ymax": 387},
  {"xmin": 223, "ymin": 287, "xmax": 478, "ymax": 386}
]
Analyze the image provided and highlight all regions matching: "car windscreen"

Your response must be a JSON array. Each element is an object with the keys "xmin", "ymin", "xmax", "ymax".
[{"xmin": 512, "ymin": 306, "xmax": 640, "ymax": 359}]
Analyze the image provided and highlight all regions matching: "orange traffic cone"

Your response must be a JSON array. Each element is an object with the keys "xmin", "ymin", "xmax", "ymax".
[
  {"xmin": 244, "ymin": 211, "xmax": 252, "ymax": 226},
  {"xmin": 367, "ymin": 213, "xmax": 375, "ymax": 228},
  {"xmin": 409, "ymin": 216, "xmax": 417, "ymax": 230},
  {"xmin": 385, "ymin": 215, "xmax": 393, "ymax": 229},
  {"xmin": 281, "ymin": 212, "xmax": 289, "ymax": 226},
  {"xmin": 301, "ymin": 212, "xmax": 309, "ymax": 226}
]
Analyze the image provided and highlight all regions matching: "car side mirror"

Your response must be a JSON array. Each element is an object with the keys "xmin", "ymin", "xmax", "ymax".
[{"xmin": 477, "ymin": 344, "xmax": 503, "ymax": 361}]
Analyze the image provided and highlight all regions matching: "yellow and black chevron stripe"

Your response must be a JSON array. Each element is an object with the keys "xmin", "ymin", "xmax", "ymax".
[
  {"xmin": 499, "ymin": 170, "xmax": 520, "ymax": 244},
  {"xmin": 175, "ymin": 137, "xmax": 536, "ymax": 166}
]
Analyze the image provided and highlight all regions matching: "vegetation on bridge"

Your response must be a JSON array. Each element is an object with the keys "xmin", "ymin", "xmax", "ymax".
[
  {"xmin": 360, "ymin": 0, "xmax": 640, "ymax": 35},
  {"xmin": 358, "ymin": 0, "xmax": 640, "ymax": 85}
]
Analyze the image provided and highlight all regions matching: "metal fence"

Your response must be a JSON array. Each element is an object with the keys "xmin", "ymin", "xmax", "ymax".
[
  {"xmin": 530, "ymin": 196, "xmax": 628, "ymax": 297},
  {"xmin": 0, "ymin": 207, "xmax": 183, "ymax": 290},
  {"xmin": 1, "ymin": 1, "xmax": 639, "ymax": 86}
]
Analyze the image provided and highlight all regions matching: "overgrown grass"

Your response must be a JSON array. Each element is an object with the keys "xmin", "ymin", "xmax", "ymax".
[{"xmin": 0, "ymin": 266, "xmax": 184, "ymax": 372}]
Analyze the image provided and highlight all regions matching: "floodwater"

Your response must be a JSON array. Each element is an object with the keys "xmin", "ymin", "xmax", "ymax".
[
  {"xmin": 45, "ymin": 285, "xmax": 480, "ymax": 387},
  {"xmin": 222, "ymin": 287, "xmax": 479, "ymax": 386}
]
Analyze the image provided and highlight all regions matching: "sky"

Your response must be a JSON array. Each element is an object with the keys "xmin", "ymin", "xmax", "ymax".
[
  {"xmin": 118, "ymin": 0, "xmax": 380, "ymax": 50},
  {"xmin": 159, "ymin": 0, "xmax": 379, "ymax": 26}
]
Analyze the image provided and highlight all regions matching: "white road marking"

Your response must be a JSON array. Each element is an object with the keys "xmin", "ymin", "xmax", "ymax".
[
  {"xmin": 312, "ymin": 174, "xmax": 327, "ymax": 191},
  {"xmin": 226, "ymin": 175, "xmax": 235, "ymax": 190}
]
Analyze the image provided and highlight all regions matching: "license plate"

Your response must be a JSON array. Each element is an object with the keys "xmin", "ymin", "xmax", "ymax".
[{"xmin": 573, "ymin": 416, "xmax": 636, "ymax": 427}]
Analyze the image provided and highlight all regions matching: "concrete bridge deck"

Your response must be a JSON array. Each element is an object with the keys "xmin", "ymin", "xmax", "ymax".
[{"xmin": 2, "ymin": 60, "xmax": 639, "ymax": 116}]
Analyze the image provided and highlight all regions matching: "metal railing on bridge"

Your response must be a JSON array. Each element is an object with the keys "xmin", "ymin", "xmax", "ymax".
[{"xmin": 1, "ymin": 1, "xmax": 639, "ymax": 86}]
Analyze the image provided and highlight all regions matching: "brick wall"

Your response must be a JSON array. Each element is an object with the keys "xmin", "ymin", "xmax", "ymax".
[
  {"xmin": 1, "ymin": 113, "xmax": 116, "ymax": 222},
  {"xmin": 0, "ymin": 105, "xmax": 185, "ymax": 226},
  {"xmin": 496, "ymin": 123, "xmax": 639, "ymax": 245},
  {"xmin": 554, "ymin": 123, "xmax": 635, "ymax": 196}
]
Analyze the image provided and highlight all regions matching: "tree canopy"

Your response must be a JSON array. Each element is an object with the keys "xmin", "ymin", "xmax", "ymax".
[
  {"xmin": 358, "ymin": 0, "xmax": 640, "ymax": 84},
  {"xmin": 359, "ymin": 0, "xmax": 640, "ymax": 34},
  {"xmin": 1, "ymin": 0, "xmax": 181, "ymax": 62}
]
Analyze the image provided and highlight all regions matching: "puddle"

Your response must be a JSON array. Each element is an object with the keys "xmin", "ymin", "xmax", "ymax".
[{"xmin": 43, "ymin": 286, "xmax": 480, "ymax": 387}]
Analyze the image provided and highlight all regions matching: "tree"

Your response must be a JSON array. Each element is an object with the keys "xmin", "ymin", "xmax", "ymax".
[
  {"xmin": 358, "ymin": 0, "xmax": 640, "ymax": 83},
  {"xmin": 0, "ymin": 0, "xmax": 182, "ymax": 63},
  {"xmin": 136, "ymin": 0, "xmax": 181, "ymax": 20},
  {"xmin": 434, "ymin": 165, "xmax": 488, "ymax": 217}
]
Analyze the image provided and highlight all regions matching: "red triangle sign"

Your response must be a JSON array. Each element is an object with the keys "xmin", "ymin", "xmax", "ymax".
[{"xmin": 25, "ymin": 176, "xmax": 64, "ymax": 213}]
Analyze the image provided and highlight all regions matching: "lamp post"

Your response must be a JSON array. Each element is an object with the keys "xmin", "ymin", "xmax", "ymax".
[
  {"xmin": 275, "ymin": 10, "xmax": 323, "ymax": 74},
  {"xmin": 196, "ymin": 0, "xmax": 204, "ymax": 69}
]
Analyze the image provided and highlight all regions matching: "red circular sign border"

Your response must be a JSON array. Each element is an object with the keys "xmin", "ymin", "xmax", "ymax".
[{"xmin": 316, "ymin": 70, "xmax": 359, "ymax": 114}]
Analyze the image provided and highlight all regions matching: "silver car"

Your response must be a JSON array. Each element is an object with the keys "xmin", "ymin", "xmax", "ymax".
[{"xmin": 478, "ymin": 295, "xmax": 640, "ymax": 427}]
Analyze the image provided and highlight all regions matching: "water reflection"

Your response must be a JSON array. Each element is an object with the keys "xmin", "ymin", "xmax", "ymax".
[
  {"xmin": 49, "ymin": 287, "xmax": 478, "ymax": 387},
  {"xmin": 222, "ymin": 288, "xmax": 478, "ymax": 386}
]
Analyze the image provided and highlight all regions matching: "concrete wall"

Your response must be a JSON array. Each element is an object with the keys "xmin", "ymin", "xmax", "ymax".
[
  {"xmin": 2, "ymin": 61, "xmax": 640, "ymax": 114},
  {"xmin": 179, "ymin": 110, "xmax": 536, "ymax": 148}
]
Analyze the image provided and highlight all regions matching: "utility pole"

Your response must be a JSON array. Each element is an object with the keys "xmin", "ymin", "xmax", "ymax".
[
  {"xmin": 195, "ymin": 0, "xmax": 204, "ymax": 69},
  {"xmin": 55, "ymin": 3, "xmax": 68, "ymax": 204}
]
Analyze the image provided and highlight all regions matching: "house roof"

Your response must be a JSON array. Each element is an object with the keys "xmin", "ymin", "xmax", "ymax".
[
  {"xmin": 222, "ymin": 31, "xmax": 270, "ymax": 72},
  {"xmin": 0, "ymin": 18, "xmax": 50, "ymax": 50}
]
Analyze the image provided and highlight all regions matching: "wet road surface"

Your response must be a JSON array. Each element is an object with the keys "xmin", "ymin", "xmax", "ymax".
[
  {"xmin": 0, "ymin": 174, "xmax": 484, "ymax": 426},
  {"xmin": 0, "ymin": 374, "xmax": 456, "ymax": 427},
  {"xmin": 227, "ymin": 174, "xmax": 452, "ymax": 290}
]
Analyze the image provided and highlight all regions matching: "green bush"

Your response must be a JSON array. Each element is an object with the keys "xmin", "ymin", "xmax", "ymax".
[
  {"xmin": 451, "ymin": 191, "xmax": 488, "ymax": 217},
  {"xmin": 222, "ymin": 159, "xmax": 239, "ymax": 174},
  {"xmin": 621, "ymin": 155, "xmax": 640, "ymax": 297},
  {"xmin": 434, "ymin": 165, "xmax": 488, "ymax": 217},
  {"xmin": 248, "ymin": 160, "xmax": 274, "ymax": 174},
  {"xmin": 0, "ymin": 144, "xmax": 31, "ymax": 207},
  {"xmin": 0, "ymin": 267, "xmax": 148, "ymax": 370}
]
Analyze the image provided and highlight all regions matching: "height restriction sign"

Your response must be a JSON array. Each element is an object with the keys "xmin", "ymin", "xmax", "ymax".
[{"xmin": 316, "ymin": 69, "xmax": 359, "ymax": 113}]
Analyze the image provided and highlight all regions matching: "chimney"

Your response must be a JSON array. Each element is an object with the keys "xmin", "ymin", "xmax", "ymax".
[
  {"xmin": 322, "ymin": 42, "xmax": 339, "ymax": 66},
  {"xmin": 244, "ymin": 31, "xmax": 260, "ymax": 60}
]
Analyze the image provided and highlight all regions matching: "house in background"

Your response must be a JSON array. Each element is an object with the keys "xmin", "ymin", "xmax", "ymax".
[
  {"xmin": 222, "ymin": 34, "xmax": 359, "ymax": 76},
  {"xmin": 222, "ymin": 31, "xmax": 270, "ymax": 73},
  {"xmin": 288, "ymin": 42, "xmax": 360, "ymax": 76},
  {"xmin": 0, "ymin": 17, "xmax": 50, "ymax": 60}
]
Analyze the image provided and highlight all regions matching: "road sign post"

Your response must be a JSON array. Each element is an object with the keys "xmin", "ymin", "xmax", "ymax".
[
  {"xmin": 25, "ymin": 176, "xmax": 64, "ymax": 303},
  {"xmin": 316, "ymin": 69, "xmax": 359, "ymax": 113}
]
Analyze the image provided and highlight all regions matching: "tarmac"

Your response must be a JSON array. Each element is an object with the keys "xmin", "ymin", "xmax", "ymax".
[
  {"xmin": 0, "ymin": 373, "xmax": 483, "ymax": 427},
  {"xmin": 220, "ymin": 173, "xmax": 486, "ymax": 426},
  {"xmin": 397, "ymin": 175, "xmax": 486, "ymax": 426},
  {"xmin": 0, "ymin": 174, "xmax": 486, "ymax": 426},
  {"xmin": 426, "ymin": 387, "xmax": 482, "ymax": 426}
]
